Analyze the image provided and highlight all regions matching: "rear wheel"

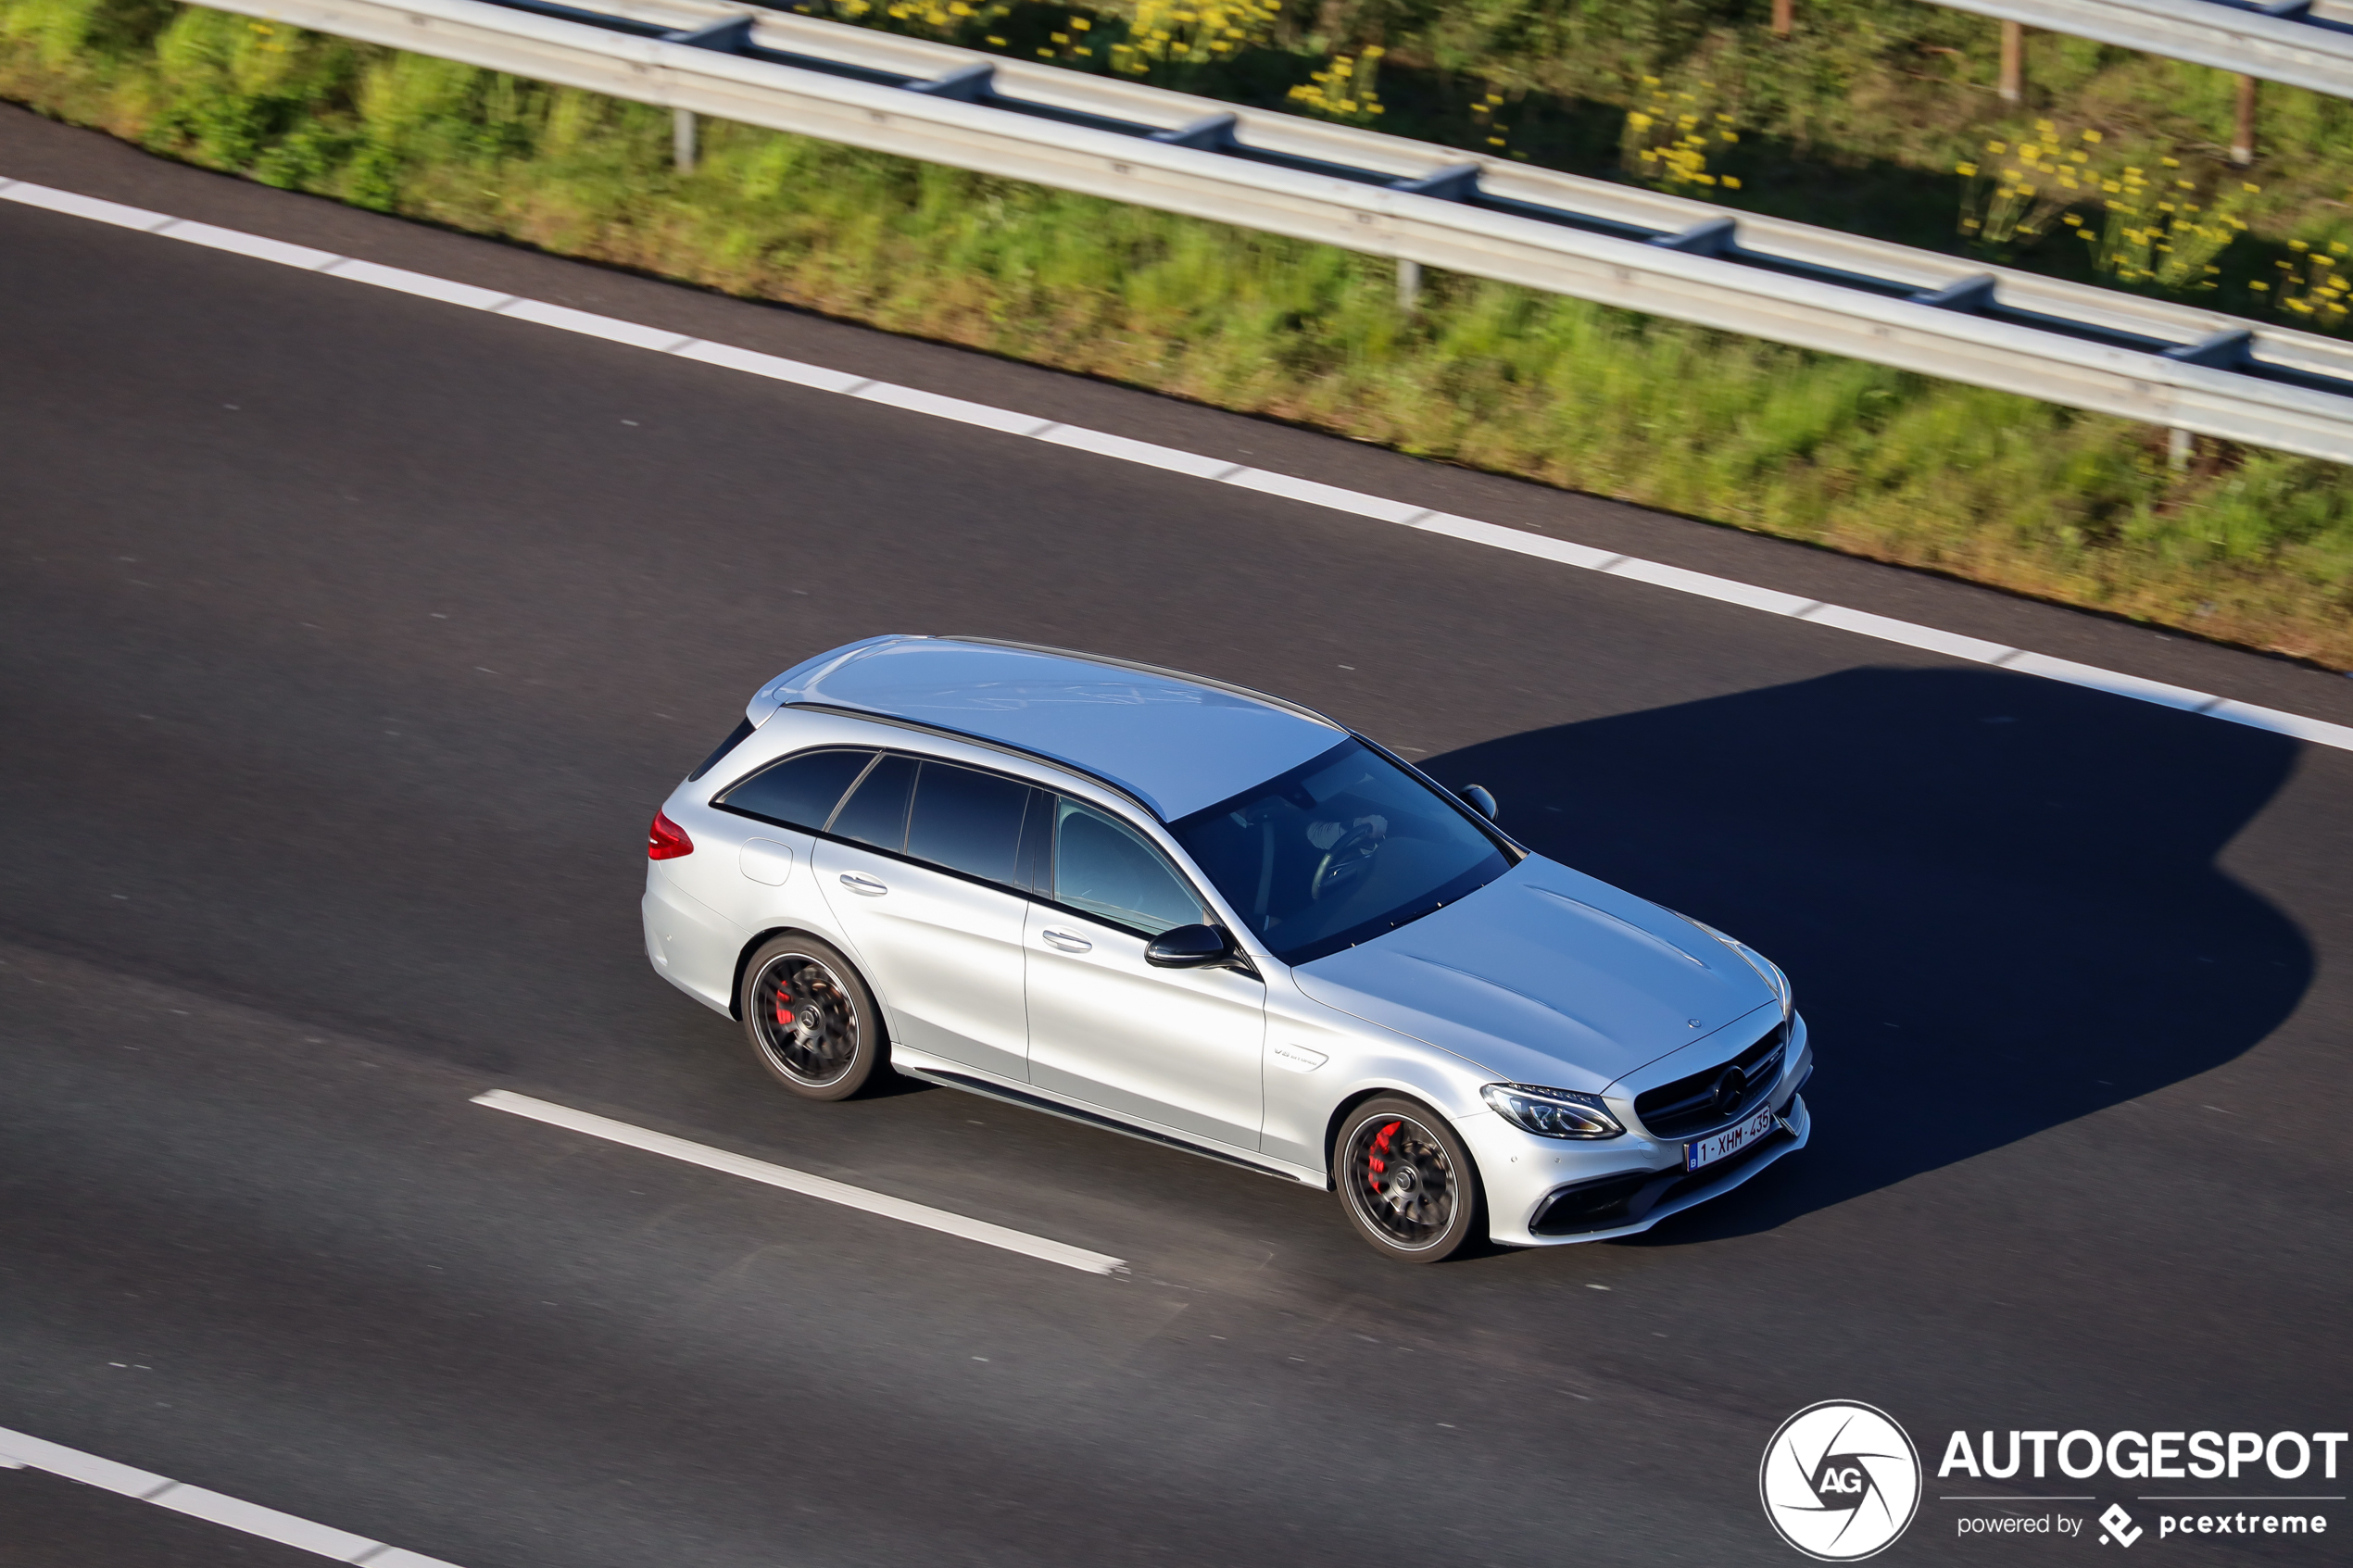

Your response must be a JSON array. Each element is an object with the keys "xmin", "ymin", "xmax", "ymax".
[
  {"xmin": 739, "ymin": 935, "xmax": 883, "ymax": 1100},
  {"xmin": 1335, "ymin": 1097, "xmax": 1481, "ymax": 1262}
]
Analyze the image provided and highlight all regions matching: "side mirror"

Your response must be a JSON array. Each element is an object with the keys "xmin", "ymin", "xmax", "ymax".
[
  {"xmin": 1145, "ymin": 923, "xmax": 1231, "ymax": 969},
  {"xmin": 1457, "ymin": 784, "xmax": 1498, "ymax": 822}
]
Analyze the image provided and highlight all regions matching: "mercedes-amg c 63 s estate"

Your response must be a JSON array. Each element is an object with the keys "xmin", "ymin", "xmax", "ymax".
[{"xmin": 643, "ymin": 635, "xmax": 1812, "ymax": 1262}]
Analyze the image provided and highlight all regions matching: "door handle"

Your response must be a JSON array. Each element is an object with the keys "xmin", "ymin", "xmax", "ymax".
[
  {"xmin": 837, "ymin": 872, "xmax": 888, "ymax": 897},
  {"xmin": 1041, "ymin": 928, "xmax": 1092, "ymax": 953}
]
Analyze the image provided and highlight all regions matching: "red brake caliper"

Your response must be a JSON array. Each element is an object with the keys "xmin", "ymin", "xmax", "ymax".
[
  {"xmin": 774, "ymin": 986, "xmax": 797, "ymax": 1030},
  {"xmin": 1368, "ymin": 1121, "xmax": 1399, "ymax": 1193}
]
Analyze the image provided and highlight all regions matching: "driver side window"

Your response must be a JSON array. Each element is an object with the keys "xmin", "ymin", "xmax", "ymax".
[{"xmin": 1051, "ymin": 798, "xmax": 1205, "ymax": 936}]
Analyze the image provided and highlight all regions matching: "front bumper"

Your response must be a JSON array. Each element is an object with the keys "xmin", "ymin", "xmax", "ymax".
[{"xmin": 1468, "ymin": 1062, "xmax": 1812, "ymax": 1248}]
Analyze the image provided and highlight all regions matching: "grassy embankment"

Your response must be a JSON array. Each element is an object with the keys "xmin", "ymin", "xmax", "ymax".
[{"xmin": 6, "ymin": 0, "xmax": 2353, "ymax": 666}]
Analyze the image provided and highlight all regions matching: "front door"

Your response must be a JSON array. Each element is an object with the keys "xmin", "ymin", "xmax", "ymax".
[{"xmin": 1024, "ymin": 797, "xmax": 1265, "ymax": 1150}]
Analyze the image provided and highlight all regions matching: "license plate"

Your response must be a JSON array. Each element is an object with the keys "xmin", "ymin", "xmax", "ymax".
[{"xmin": 1686, "ymin": 1105, "xmax": 1779, "ymax": 1172}]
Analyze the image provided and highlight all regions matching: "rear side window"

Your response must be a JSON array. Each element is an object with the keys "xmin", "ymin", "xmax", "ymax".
[
  {"xmin": 906, "ymin": 762, "xmax": 1035, "ymax": 889},
  {"xmin": 830, "ymin": 753, "xmax": 917, "ymax": 851},
  {"xmin": 719, "ymin": 748, "xmax": 874, "ymax": 832}
]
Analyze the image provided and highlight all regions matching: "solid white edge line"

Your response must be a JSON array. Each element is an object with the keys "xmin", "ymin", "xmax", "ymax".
[
  {"xmin": 493, "ymin": 295, "xmax": 694, "ymax": 352},
  {"xmin": 669, "ymin": 337, "xmax": 870, "ymax": 394},
  {"xmin": 5, "ymin": 173, "xmax": 2348, "ymax": 755},
  {"xmin": 149, "ymin": 1484, "xmax": 380, "ymax": 1560},
  {"xmin": 472, "ymin": 1090, "xmax": 1129, "ymax": 1275},
  {"xmin": 853, "ymin": 380, "xmax": 1058, "ymax": 436},
  {"xmin": 1220, "ymin": 467, "xmax": 1429, "ymax": 524},
  {"xmin": 1032, "ymin": 421, "xmax": 1239, "ymax": 478},
  {"xmin": 156, "ymin": 218, "xmax": 343, "ymax": 271},
  {"xmin": 0, "ymin": 1425, "xmax": 466, "ymax": 1567}
]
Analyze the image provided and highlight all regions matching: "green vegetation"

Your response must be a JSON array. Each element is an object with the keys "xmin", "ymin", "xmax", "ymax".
[
  {"xmin": 828, "ymin": 0, "xmax": 2353, "ymax": 320},
  {"xmin": 6, "ymin": 0, "xmax": 2353, "ymax": 665}
]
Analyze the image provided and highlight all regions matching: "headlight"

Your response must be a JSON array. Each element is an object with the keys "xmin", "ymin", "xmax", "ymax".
[{"xmin": 1480, "ymin": 1083, "xmax": 1625, "ymax": 1139}]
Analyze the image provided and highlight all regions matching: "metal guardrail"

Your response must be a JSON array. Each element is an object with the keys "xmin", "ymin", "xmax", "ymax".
[
  {"xmin": 204, "ymin": 0, "xmax": 2353, "ymax": 462},
  {"xmin": 1936, "ymin": 0, "xmax": 2353, "ymax": 100}
]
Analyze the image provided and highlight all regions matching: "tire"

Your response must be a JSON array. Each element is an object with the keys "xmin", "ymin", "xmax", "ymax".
[
  {"xmin": 1335, "ymin": 1096, "xmax": 1482, "ymax": 1262},
  {"xmin": 738, "ymin": 935, "xmax": 885, "ymax": 1100}
]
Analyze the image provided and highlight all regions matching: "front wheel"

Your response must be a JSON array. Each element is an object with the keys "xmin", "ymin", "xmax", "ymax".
[
  {"xmin": 1335, "ymin": 1097, "xmax": 1481, "ymax": 1262},
  {"xmin": 738, "ymin": 935, "xmax": 883, "ymax": 1100}
]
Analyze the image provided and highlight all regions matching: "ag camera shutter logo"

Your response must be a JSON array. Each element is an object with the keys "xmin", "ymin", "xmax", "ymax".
[{"xmin": 1760, "ymin": 1400, "xmax": 1923, "ymax": 1560}]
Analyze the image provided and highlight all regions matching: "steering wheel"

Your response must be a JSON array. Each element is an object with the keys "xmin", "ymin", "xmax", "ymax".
[{"xmin": 1309, "ymin": 820, "xmax": 1383, "ymax": 902}]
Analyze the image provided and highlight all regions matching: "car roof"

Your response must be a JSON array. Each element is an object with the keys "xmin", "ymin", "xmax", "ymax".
[{"xmin": 747, "ymin": 636, "xmax": 1347, "ymax": 821}]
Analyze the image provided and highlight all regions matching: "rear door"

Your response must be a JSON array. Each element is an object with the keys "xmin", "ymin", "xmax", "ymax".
[{"xmin": 812, "ymin": 754, "xmax": 1036, "ymax": 1082}]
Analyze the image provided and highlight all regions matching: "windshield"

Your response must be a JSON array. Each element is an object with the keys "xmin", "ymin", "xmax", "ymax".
[{"xmin": 1169, "ymin": 739, "xmax": 1511, "ymax": 966}]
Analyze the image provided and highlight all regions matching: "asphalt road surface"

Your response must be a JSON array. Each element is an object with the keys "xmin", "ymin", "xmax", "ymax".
[{"xmin": 3, "ymin": 106, "xmax": 2349, "ymax": 1567}]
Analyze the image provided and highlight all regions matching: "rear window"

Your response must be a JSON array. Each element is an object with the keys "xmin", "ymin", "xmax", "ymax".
[{"xmin": 718, "ymin": 748, "xmax": 874, "ymax": 832}]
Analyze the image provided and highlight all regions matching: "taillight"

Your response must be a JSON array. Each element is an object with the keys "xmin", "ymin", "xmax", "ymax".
[{"xmin": 648, "ymin": 809, "xmax": 693, "ymax": 860}]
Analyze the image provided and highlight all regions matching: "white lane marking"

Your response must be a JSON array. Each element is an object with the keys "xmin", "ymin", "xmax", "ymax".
[
  {"xmin": 1220, "ymin": 467, "xmax": 1430, "ymax": 524},
  {"xmin": 491, "ymin": 296, "xmax": 691, "ymax": 352},
  {"xmin": 472, "ymin": 1090, "xmax": 1128, "ymax": 1275},
  {"xmin": 0, "ymin": 1424, "xmax": 465, "ymax": 1566},
  {"xmin": 852, "ymin": 380, "xmax": 1059, "ymax": 435},
  {"xmin": 5, "ymin": 172, "xmax": 2348, "ymax": 754},
  {"xmin": 668, "ymin": 337, "xmax": 872, "ymax": 393},
  {"xmin": 1032, "ymin": 421, "xmax": 1240, "ymax": 478},
  {"xmin": 157, "ymin": 219, "xmax": 341, "ymax": 271},
  {"xmin": 1795, "ymin": 601, "xmax": 2014, "ymax": 663},
  {"xmin": 317, "ymin": 257, "xmax": 514, "ymax": 311}
]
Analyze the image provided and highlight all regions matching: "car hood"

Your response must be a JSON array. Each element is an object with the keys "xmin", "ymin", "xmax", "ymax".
[{"xmin": 1290, "ymin": 857, "xmax": 1778, "ymax": 1095}]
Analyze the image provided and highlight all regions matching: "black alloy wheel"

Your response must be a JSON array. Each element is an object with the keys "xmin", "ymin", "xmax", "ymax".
[
  {"xmin": 1336, "ymin": 1097, "xmax": 1481, "ymax": 1262},
  {"xmin": 739, "ymin": 935, "xmax": 883, "ymax": 1100}
]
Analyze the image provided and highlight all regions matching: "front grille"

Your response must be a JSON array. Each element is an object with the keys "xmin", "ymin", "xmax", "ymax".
[
  {"xmin": 1529, "ymin": 1117, "xmax": 1795, "ymax": 1236},
  {"xmin": 1633, "ymin": 1022, "xmax": 1787, "ymax": 1141}
]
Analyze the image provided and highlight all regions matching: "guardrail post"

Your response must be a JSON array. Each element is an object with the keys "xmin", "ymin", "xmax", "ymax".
[
  {"xmin": 1998, "ymin": 20, "xmax": 2025, "ymax": 103},
  {"xmin": 2158, "ymin": 332, "xmax": 2247, "ymax": 468},
  {"xmin": 1771, "ymin": 0, "xmax": 1793, "ymax": 38},
  {"xmin": 1397, "ymin": 258, "xmax": 1422, "ymax": 313},
  {"xmin": 673, "ymin": 107, "xmax": 697, "ymax": 172},
  {"xmin": 2233, "ymin": 73, "xmax": 2258, "ymax": 165}
]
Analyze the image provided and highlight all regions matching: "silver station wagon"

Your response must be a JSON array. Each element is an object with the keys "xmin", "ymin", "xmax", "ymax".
[{"xmin": 643, "ymin": 636, "xmax": 1812, "ymax": 1262}]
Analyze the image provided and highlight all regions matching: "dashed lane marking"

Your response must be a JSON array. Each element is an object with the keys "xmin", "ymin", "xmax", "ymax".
[{"xmin": 472, "ymin": 1090, "xmax": 1129, "ymax": 1275}]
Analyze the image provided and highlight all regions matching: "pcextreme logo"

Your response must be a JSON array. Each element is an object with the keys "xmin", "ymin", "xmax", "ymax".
[{"xmin": 1760, "ymin": 1400, "xmax": 1925, "ymax": 1561}]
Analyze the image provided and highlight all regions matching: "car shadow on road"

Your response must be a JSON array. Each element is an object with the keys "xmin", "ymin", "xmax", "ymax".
[{"xmin": 1416, "ymin": 665, "xmax": 2313, "ymax": 1245}]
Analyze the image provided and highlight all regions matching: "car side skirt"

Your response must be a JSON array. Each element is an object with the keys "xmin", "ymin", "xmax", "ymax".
[{"xmin": 892, "ymin": 1053, "xmax": 1329, "ymax": 1190}]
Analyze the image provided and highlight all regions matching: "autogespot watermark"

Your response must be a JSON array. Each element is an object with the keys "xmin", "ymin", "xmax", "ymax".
[
  {"xmin": 1762, "ymin": 1411, "xmax": 2346, "ymax": 1556},
  {"xmin": 1939, "ymin": 1429, "xmax": 2344, "ymax": 1549},
  {"xmin": 1760, "ymin": 1401, "xmax": 1924, "ymax": 1561}
]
